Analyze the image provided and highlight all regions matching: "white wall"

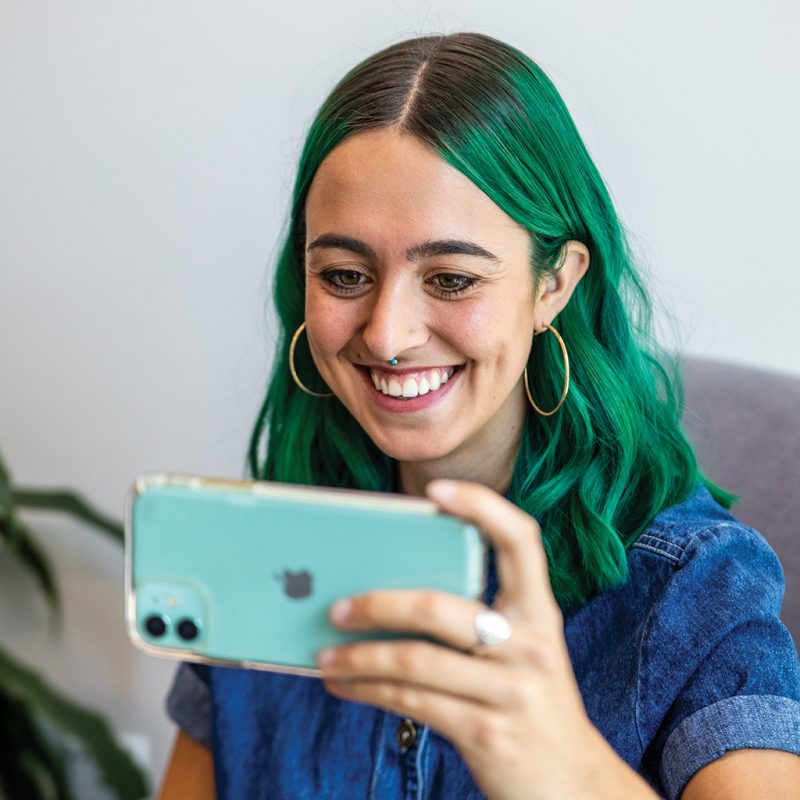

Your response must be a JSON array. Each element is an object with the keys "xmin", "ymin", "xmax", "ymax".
[{"xmin": 1, "ymin": 1, "xmax": 797, "ymax": 795}]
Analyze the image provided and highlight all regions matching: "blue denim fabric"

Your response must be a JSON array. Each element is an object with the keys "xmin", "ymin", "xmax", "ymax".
[{"xmin": 166, "ymin": 484, "xmax": 800, "ymax": 799}]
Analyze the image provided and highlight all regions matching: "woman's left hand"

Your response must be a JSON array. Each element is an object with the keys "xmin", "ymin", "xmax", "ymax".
[{"xmin": 317, "ymin": 480, "xmax": 657, "ymax": 800}]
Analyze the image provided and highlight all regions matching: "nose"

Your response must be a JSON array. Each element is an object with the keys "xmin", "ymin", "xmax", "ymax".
[{"xmin": 360, "ymin": 279, "xmax": 429, "ymax": 363}]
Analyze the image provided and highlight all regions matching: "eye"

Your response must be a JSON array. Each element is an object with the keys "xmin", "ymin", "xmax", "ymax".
[
  {"xmin": 428, "ymin": 273, "xmax": 478, "ymax": 298},
  {"xmin": 322, "ymin": 270, "xmax": 369, "ymax": 292}
]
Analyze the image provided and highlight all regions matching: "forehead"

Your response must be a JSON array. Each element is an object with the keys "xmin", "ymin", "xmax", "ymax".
[{"xmin": 304, "ymin": 129, "xmax": 527, "ymax": 250}]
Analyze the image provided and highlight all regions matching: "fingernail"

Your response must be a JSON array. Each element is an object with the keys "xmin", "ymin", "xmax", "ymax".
[
  {"xmin": 426, "ymin": 480, "xmax": 457, "ymax": 502},
  {"xmin": 317, "ymin": 648, "xmax": 336, "ymax": 667},
  {"xmin": 330, "ymin": 599, "xmax": 352, "ymax": 624}
]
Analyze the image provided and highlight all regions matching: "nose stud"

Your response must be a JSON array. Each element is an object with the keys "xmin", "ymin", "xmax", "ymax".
[{"xmin": 389, "ymin": 357, "xmax": 398, "ymax": 366}]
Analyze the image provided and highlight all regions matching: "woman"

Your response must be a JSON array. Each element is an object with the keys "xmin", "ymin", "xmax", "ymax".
[{"xmin": 160, "ymin": 32, "xmax": 800, "ymax": 799}]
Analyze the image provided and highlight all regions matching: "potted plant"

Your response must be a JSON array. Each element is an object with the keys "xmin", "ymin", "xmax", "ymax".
[{"xmin": 0, "ymin": 448, "xmax": 148, "ymax": 800}]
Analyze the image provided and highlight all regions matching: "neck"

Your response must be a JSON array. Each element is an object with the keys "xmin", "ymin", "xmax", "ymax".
[{"xmin": 397, "ymin": 400, "xmax": 527, "ymax": 498}]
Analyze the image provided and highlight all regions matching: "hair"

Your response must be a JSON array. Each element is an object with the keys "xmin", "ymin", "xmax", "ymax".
[{"xmin": 247, "ymin": 32, "xmax": 736, "ymax": 613}]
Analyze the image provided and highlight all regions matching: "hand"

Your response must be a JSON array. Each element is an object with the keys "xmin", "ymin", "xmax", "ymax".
[{"xmin": 317, "ymin": 480, "xmax": 657, "ymax": 800}]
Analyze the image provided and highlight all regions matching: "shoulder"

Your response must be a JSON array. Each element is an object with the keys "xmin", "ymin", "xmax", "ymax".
[
  {"xmin": 631, "ymin": 483, "xmax": 767, "ymax": 559},
  {"xmin": 629, "ymin": 484, "xmax": 784, "ymax": 608},
  {"xmin": 630, "ymin": 484, "xmax": 796, "ymax": 697}
]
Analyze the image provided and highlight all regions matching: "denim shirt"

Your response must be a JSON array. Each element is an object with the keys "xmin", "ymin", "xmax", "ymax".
[{"xmin": 165, "ymin": 484, "xmax": 800, "ymax": 799}]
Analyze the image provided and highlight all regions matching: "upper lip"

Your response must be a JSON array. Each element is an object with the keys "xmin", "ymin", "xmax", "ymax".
[{"xmin": 357, "ymin": 364, "xmax": 462, "ymax": 374}]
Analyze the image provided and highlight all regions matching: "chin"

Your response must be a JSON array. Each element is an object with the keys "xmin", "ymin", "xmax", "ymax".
[{"xmin": 364, "ymin": 428, "xmax": 460, "ymax": 464}]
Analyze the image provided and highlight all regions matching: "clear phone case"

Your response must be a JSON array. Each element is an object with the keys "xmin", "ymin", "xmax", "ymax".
[{"xmin": 125, "ymin": 474, "xmax": 486, "ymax": 677}]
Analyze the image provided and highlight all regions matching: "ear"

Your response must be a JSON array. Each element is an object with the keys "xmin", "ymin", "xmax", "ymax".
[{"xmin": 534, "ymin": 240, "xmax": 590, "ymax": 332}]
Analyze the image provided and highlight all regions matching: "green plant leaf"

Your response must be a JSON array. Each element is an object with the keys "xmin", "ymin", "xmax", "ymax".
[
  {"xmin": 0, "ymin": 448, "xmax": 21, "ymax": 548},
  {"xmin": 0, "ymin": 448, "xmax": 14, "ymax": 521},
  {"xmin": 12, "ymin": 489, "xmax": 124, "ymax": 544},
  {"xmin": 0, "ymin": 515, "xmax": 61, "ymax": 615},
  {"xmin": 0, "ymin": 449, "xmax": 61, "ymax": 613},
  {"xmin": 0, "ymin": 451, "xmax": 121, "ymax": 605},
  {"xmin": 0, "ymin": 645, "xmax": 149, "ymax": 800},
  {"xmin": 0, "ymin": 690, "xmax": 72, "ymax": 800}
]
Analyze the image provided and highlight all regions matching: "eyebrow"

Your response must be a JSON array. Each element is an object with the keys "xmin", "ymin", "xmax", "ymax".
[{"xmin": 306, "ymin": 234, "xmax": 502, "ymax": 266}]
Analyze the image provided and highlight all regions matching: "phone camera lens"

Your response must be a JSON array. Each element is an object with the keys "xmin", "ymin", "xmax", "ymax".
[
  {"xmin": 176, "ymin": 618, "xmax": 200, "ymax": 641},
  {"xmin": 145, "ymin": 614, "xmax": 168, "ymax": 637}
]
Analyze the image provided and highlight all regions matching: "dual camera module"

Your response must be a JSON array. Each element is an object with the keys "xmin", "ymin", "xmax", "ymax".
[{"xmin": 145, "ymin": 614, "xmax": 201, "ymax": 642}]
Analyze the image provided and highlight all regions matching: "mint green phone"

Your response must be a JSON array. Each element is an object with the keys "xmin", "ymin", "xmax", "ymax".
[{"xmin": 125, "ymin": 474, "xmax": 485, "ymax": 677}]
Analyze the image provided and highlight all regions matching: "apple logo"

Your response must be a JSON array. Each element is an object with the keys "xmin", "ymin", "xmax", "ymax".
[{"xmin": 275, "ymin": 569, "xmax": 313, "ymax": 599}]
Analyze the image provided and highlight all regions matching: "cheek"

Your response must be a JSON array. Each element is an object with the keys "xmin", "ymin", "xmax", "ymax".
[
  {"xmin": 453, "ymin": 298, "xmax": 534, "ymax": 361},
  {"xmin": 305, "ymin": 294, "xmax": 355, "ymax": 355}
]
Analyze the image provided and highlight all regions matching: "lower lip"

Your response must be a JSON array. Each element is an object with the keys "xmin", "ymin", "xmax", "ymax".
[{"xmin": 357, "ymin": 367, "xmax": 463, "ymax": 413}]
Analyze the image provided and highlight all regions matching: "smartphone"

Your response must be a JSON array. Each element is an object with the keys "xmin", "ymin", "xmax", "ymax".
[{"xmin": 125, "ymin": 473, "xmax": 485, "ymax": 677}]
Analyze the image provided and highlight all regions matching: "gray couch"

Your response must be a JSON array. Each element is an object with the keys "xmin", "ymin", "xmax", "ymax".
[{"xmin": 681, "ymin": 356, "xmax": 800, "ymax": 649}]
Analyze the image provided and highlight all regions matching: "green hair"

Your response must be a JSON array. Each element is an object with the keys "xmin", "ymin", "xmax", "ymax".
[{"xmin": 247, "ymin": 32, "xmax": 735, "ymax": 613}]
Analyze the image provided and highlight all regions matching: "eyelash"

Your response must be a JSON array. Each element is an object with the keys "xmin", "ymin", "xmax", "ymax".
[{"xmin": 321, "ymin": 270, "xmax": 478, "ymax": 300}]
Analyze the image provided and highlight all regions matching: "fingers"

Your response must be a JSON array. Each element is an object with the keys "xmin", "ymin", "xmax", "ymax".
[
  {"xmin": 318, "ymin": 639, "xmax": 519, "ymax": 706},
  {"xmin": 425, "ymin": 480, "xmax": 559, "ymax": 621},
  {"xmin": 330, "ymin": 589, "xmax": 493, "ymax": 653},
  {"xmin": 329, "ymin": 590, "xmax": 563, "ymax": 670},
  {"xmin": 323, "ymin": 676, "xmax": 499, "ymax": 754}
]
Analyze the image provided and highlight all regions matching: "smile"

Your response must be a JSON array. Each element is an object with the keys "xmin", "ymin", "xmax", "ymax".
[{"xmin": 368, "ymin": 366, "xmax": 456, "ymax": 399}]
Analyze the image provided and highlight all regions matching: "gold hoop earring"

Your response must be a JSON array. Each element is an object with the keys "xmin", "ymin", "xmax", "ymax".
[
  {"xmin": 523, "ymin": 323, "xmax": 569, "ymax": 416},
  {"xmin": 289, "ymin": 322, "xmax": 334, "ymax": 398}
]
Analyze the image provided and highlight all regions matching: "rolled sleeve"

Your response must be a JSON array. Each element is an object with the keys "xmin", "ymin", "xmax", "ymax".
[
  {"xmin": 637, "ymin": 522, "xmax": 800, "ymax": 795},
  {"xmin": 660, "ymin": 694, "xmax": 800, "ymax": 800},
  {"xmin": 165, "ymin": 662, "xmax": 213, "ymax": 748}
]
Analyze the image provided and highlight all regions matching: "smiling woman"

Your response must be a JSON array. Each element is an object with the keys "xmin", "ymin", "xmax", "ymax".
[{"xmin": 159, "ymin": 32, "xmax": 800, "ymax": 800}]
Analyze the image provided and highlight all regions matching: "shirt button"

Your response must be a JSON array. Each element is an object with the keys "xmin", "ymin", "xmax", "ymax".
[{"xmin": 396, "ymin": 719, "xmax": 417, "ymax": 752}]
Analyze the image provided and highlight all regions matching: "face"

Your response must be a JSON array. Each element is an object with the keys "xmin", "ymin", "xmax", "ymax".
[{"xmin": 303, "ymin": 128, "xmax": 539, "ymax": 465}]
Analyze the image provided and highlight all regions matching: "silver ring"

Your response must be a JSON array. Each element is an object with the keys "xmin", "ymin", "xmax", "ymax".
[{"xmin": 472, "ymin": 609, "xmax": 512, "ymax": 651}]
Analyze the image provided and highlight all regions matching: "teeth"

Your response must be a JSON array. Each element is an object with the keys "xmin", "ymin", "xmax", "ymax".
[
  {"xmin": 402, "ymin": 378, "xmax": 418, "ymax": 397},
  {"xmin": 368, "ymin": 367, "xmax": 456, "ymax": 398}
]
